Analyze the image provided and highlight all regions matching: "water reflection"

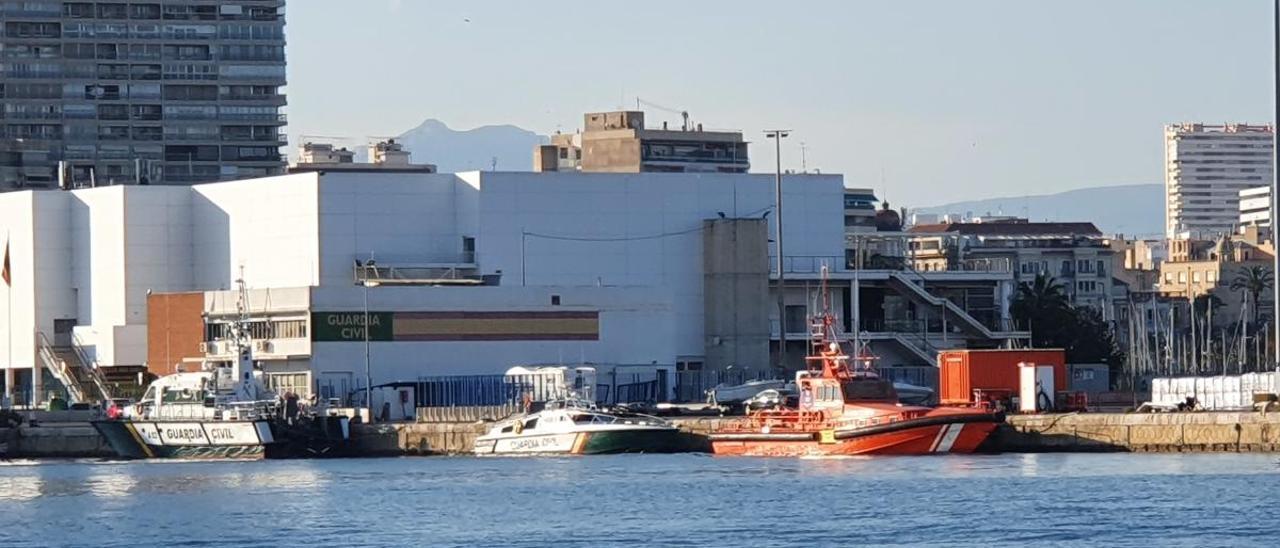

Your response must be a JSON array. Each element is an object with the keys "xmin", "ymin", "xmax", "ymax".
[
  {"xmin": 0, "ymin": 476, "xmax": 42, "ymax": 502},
  {"xmin": 87, "ymin": 470, "xmax": 138, "ymax": 499}
]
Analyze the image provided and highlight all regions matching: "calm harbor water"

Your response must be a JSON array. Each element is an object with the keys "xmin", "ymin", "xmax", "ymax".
[{"xmin": 1, "ymin": 453, "xmax": 1277, "ymax": 547}]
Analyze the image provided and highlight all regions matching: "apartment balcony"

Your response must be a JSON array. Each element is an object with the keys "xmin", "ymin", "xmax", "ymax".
[
  {"xmin": 219, "ymin": 134, "xmax": 288, "ymax": 144},
  {"xmin": 163, "ymin": 133, "xmax": 221, "ymax": 142},
  {"xmin": 3, "ymin": 6, "xmax": 62, "ymax": 18},
  {"xmin": 219, "ymin": 95, "xmax": 287, "ymax": 106},
  {"xmin": 219, "ymin": 113, "xmax": 288, "ymax": 123}
]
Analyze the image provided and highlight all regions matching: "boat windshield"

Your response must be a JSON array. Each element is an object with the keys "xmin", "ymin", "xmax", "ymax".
[
  {"xmin": 841, "ymin": 379, "xmax": 898, "ymax": 403},
  {"xmin": 570, "ymin": 413, "xmax": 616, "ymax": 425}
]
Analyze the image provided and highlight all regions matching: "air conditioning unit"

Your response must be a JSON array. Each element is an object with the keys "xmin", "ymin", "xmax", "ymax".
[{"xmin": 253, "ymin": 340, "xmax": 271, "ymax": 353}]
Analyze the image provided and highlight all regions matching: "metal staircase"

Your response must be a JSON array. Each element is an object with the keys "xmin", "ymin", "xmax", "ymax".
[
  {"xmin": 886, "ymin": 271, "xmax": 1026, "ymax": 341},
  {"xmin": 36, "ymin": 332, "xmax": 111, "ymax": 404}
]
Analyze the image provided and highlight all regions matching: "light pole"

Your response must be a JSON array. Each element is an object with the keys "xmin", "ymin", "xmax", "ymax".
[
  {"xmin": 362, "ymin": 279, "xmax": 381, "ymax": 423},
  {"xmin": 1273, "ymin": 0, "xmax": 1279, "ymax": 371},
  {"xmin": 765, "ymin": 129, "xmax": 791, "ymax": 370}
]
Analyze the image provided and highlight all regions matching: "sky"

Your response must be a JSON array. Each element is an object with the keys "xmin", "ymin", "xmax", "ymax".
[{"xmin": 285, "ymin": 0, "xmax": 1274, "ymax": 205}]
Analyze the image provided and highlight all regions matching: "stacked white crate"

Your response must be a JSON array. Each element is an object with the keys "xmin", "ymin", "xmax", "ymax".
[{"xmin": 1149, "ymin": 372, "xmax": 1277, "ymax": 410}]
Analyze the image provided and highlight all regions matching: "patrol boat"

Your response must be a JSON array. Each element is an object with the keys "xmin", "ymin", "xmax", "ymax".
[
  {"xmin": 473, "ymin": 397, "xmax": 706, "ymax": 455},
  {"xmin": 708, "ymin": 271, "xmax": 1003, "ymax": 457},
  {"xmin": 92, "ymin": 282, "xmax": 350, "ymax": 459}
]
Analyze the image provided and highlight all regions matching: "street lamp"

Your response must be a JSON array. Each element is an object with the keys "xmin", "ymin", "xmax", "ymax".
[
  {"xmin": 765, "ymin": 129, "xmax": 791, "ymax": 370},
  {"xmin": 361, "ymin": 279, "xmax": 381, "ymax": 423}
]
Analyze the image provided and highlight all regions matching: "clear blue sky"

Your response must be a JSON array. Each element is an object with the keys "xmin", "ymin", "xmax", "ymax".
[{"xmin": 286, "ymin": 0, "xmax": 1273, "ymax": 205}]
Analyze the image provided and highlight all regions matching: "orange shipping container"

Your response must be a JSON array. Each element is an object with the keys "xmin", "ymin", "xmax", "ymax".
[{"xmin": 938, "ymin": 349, "xmax": 1067, "ymax": 405}]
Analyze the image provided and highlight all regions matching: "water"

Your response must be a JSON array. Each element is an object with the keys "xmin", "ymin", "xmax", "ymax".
[{"xmin": 2, "ymin": 453, "xmax": 1277, "ymax": 547}]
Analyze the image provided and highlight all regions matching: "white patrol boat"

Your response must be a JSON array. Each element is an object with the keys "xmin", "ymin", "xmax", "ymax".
[
  {"xmin": 473, "ymin": 398, "xmax": 707, "ymax": 455},
  {"xmin": 92, "ymin": 280, "xmax": 349, "ymax": 460}
]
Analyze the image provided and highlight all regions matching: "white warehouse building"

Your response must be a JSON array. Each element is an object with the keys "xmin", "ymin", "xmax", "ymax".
[{"xmin": 0, "ymin": 170, "xmax": 845, "ymax": 405}]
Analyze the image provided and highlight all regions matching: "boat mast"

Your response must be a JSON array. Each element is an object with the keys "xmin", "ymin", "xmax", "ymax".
[{"xmin": 229, "ymin": 269, "xmax": 260, "ymax": 402}]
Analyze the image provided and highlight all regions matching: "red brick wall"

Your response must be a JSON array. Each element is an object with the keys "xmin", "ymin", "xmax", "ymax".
[{"xmin": 147, "ymin": 292, "xmax": 205, "ymax": 377}]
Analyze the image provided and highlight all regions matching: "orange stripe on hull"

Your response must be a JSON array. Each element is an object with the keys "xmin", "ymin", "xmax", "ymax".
[
  {"xmin": 569, "ymin": 432, "xmax": 588, "ymax": 454},
  {"xmin": 711, "ymin": 422, "xmax": 998, "ymax": 457}
]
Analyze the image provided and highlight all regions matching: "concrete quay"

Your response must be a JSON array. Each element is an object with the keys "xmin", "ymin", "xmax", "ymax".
[
  {"xmin": 9, "ymin": 412, "xmax": 1280, "ymax": 458},
  {"xmin": 998, "ymin": 412, "xmax": 1280, "ymax": 452},
  {"xmin": 1, "ymin": 423, "xmax": 114, "ymax": 458}
]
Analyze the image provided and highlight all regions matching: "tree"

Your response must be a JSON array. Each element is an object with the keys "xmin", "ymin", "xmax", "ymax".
[
  {"xmin": 1067, "ymin": 306, "xmax": 1125, "ymax": 369},
  {"xmin": 1230, "ymin": 265, "xmax": 1273, "ymax": 325},
  {"xmin": 1010, "ymin": 273, "xmax": 1124, "ymax": 374},
  {"xmin": 1011, "ymin": 274, "xmax": 1073, "ymax": 349}
]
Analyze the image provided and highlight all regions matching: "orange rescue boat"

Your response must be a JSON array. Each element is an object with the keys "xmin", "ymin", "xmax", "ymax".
[{"xmin": 709, "ymin": 274, "xmax": 1003, "ymax": 457}]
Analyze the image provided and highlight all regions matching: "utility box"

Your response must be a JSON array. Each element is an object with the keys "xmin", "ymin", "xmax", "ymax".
[{"xmin": 1019, "ymin": 363, "xmax": 1056, "ymax": 413}]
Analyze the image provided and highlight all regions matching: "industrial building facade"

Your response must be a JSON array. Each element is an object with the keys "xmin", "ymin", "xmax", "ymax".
[
  {"xmin": 0, "ymin": 0, "xmax": 287, "ymax": 189},
  {"xmin": 0, "ymin": 170, "xmax": 845, "ymax": 404}
]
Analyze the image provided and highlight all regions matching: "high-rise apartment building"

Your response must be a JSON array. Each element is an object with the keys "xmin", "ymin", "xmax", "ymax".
[
  {"xmin": 1164, "ymin": 123, "xmax": 1274, "ymax": 239},
  {"xmin": 0, "ymin": 0, "xmax": 287, "ymax": 189}
]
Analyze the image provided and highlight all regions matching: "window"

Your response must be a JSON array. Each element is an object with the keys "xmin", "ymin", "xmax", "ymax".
[
  {"xmin": 1177, "ymin": 272, "xmax": 1186, "ymax": 283},
  {"xmin": 551, "ymin": 295, "xmax": 561, "ymax": 306},
  {"xmin": 1207, "ymin": 271, "xmax": 1217, "ymax": 283},
  {"xmin": 1192, "ymin": 272, "xmax": 1201, "ymax": 283},
  {"xmin": 266, "ymin": 373, "xmax": 310, "ymax": 398}
]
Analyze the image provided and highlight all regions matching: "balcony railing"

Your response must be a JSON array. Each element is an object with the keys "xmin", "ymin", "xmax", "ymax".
[{"xmin": 770, "ymin": 255, "xmax": 847, "ymax": 274}]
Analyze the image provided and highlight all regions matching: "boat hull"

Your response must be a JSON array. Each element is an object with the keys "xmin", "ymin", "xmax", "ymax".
[
  {"xmin": 92, "ymin": 416, "xmax": 351, "ymax": 460},
  {"xmin": 709, "ymin": 413, "xmax": 1001, "ymax": 457},
  {"xmin": 475, "ymin": 429, "xmax": 708, "ymax": 455}
]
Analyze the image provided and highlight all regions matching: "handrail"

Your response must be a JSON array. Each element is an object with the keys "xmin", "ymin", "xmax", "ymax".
[
  {"xmin": 35, "ymin": 332, "xmax": 87, "ymax": 403},
  {"xmin": 888, "ymin": 267, "xmax": 1027, "ymax": 339},
  {"xmin": 70, "ymin": 332, "xmax": 113, "ymax": 401}
]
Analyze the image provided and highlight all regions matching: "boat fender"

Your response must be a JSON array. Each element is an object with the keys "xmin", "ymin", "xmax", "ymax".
[{"xmin": 514, "ymin": 420, "xmax": 524, "ymax": 434}]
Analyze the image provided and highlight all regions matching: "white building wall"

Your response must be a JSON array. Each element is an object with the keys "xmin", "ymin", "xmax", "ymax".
[
  {"xmin": 474, "ymin": 172, "xmax": 844, "ymax": 358},
  {"xmin": 192, "ymin": 172, "xmax": 320, "ymax": 290},
  {"xmin": 67, "ymin": 186, "xmax": 193, "ymax": 366},
  {"xmin": 33, "ymin": 191, "xmax": 75, "ymax": 351},
  {"xmin": 315, "ymin": 172, "xmax": 475, "ymax": 287},
  {"xmin": 3, "ymin": 169, "xmax": 847, "ymax": 383},
  {"xmin": 1, "ymin": 192, "xmax": 39, "ymax": 372},
  {"xmin": 307, "ymin": 285, "xmax": 674, "ymax": 381}
]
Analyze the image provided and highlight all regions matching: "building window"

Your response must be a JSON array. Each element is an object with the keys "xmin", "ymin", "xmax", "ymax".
[
  {"xmin": 266, "ymin": 373, "xmax": 310, "ymax": 398},
  {"xmin": 1177, "ymin": 272, "xmax": 1186, "ymax": 283},
  {"xmin": 551, "ymin": 295, "xmax": 561, "ymax": 306},
  {"xmin": 1192, "ymin": 272, "xmax": 1201, "ymax": 283}
]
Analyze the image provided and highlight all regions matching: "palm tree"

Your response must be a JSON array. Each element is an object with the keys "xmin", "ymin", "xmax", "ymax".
[
  {"xmin": 1012, "ymin": 274, "xmax": 1069, "ymax": 317},
  {"xmin": 1011, "ymin": 274, "xmax": 1072, "ymax": 347},
  {"xmin": 1230, "ymin": 265, "xmax": 1273, "ymax": 325}
]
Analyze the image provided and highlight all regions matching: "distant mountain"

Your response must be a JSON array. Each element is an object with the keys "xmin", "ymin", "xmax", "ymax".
[
  {"xmin": 913, "ymin": 184, "xmax": 1164, "ymax": 237},
  {"xmin": 395, "ymin": 119, "xmax": 548, "ymax": 173}
]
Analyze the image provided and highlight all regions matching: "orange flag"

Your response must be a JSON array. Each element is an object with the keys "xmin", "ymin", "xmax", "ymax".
[{"xmin": 2, "ymin": 239, "xmax": 9, "ymax": 286}]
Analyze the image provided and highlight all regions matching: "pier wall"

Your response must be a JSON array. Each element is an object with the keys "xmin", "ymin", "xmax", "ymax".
[
  {"xmin": 1, "ymin": 423, "xmax": 114, "ymax": 458},
  {"xmin": 998, "ymin": 412, "xmax": 1280, "ymax": 452},
  {"xmin": 10, "ymin": 412, "xmax": 1280, "ymax": 458}
]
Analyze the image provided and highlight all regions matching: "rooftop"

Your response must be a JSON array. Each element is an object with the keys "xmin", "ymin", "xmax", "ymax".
[{"xmin": 909, "ymin": 221, "xmax": 1103, "ymax": 237}]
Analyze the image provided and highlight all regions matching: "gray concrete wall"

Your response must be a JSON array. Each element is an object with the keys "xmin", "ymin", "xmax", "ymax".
[
  {"xmin": 1001, "ymin": 412, "xmax": 1280, "ymax": 452},
  {"xmin": 702, "ymin": 219, "xmax": 770, "ymax": 373}
]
